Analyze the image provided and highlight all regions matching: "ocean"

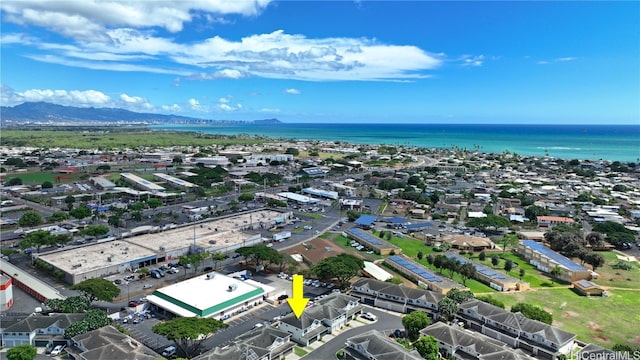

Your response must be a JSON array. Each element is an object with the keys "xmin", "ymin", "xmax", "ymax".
[{"xmin": 149, "ymin": 123, "xmax": 640, "ymax": 162}]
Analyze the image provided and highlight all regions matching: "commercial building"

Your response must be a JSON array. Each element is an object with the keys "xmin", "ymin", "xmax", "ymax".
[
  {"xmin": 0, "ymin": 259, "xmax": 65, "ymax": 302},
  {"xmin": 443, "ymin": 253, "xmax": 529, "ymax": 292},
  {"xmin": 345, "ymin": 228, "xmax": 402, "ymax": 255},
  {"xmin": 90, "ymin": 177, "xmax": 116, "ymax": 190},
  {"xmin": 193, "ymin": 157, "xmax": 230, "ymax": 167},
  {"xmin": 536, "ymin": 216, "xmax": 575, "ymax": 228},
  {"xmin": 302, "ymin": 187, "xmax": 338, "ymax": 200},
  {"xmin": 517, "ymin": 240, "xmax": 591, "ymax": 282},
  {"xmin": 120, "ymin": 173, "xmax": 165, "ymax": 192},
  {"xmin": 276, "ymin": 192, "xmax": 320, "ymax": 205},
  {"xmin": 385, "ymin": 255, "xmax": 467, "ymax": 294},
  {"xmin": 147, "ymin": 272, "xmax": 274, "ymax": 319}
]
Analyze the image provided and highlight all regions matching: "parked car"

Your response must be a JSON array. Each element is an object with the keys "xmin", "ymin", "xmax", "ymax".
[
  {"xmin": 50, "ymin": 344, "xmax": 65, "ymax": 356},
  {"xmin": 361, "ymin": 312, "xmax": 377, "ymax": 321},
  {"xmin": 162, "ymin": 345, "xmax": 177, "ymax": 358},
  {"xmin": 142, "ymin": 284, "xmax": 153, "ymax": 289}
]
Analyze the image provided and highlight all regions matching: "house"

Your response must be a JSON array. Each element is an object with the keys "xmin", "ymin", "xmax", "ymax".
[
  {"xmin": 458, "ymin": 300, "xmax": 576, "ymax": 359},
  {"xmin": 536, "ymin": 216, "xmax": 575, "ymax": 228},
  {"xmin": 343, "ymin": 329, "xmax": 423, "ymax": 360},
  {"xmin": 350, "ymin": 278, "xmax": 443, "ymax": 315},
  {"xmin": 517, "ymin": 240, "xmax": 592, "ymax": 282},
  {"xmin": 66, "ymin": 325, "xmax": 160, "ymax": 360},
  {"xmin": 193, "ymin": 325, "xmax": 295, "ymax": 360},
  {"xmin": 572, "ymin": 280, "xmax": 604, "ymax": 296},
  {"xmin": 1, "ymin": 313, "xmax": 85, "ymax": 348},
  {"xmin": 420, "ymin": 322, "xmax": 530, "ymax": 360},
  {"xmin": 278, "ymin": 293, "xmax": 363, "ymax": 346},
  {"xmin": 440, "ymin": 234, "xmax": 495, "ymax": 252}
]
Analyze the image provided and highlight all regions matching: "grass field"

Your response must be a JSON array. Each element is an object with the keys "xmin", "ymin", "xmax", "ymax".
[
  {"xmin": 4, "ymin": 171, "xmax": 86, "ymax": 185},
  {"xmin": 472, "ymin": 252, "xmax": 562, "ymax": 288},
  {"xmin": 591, "ymin": 251, "xmax": 640, "ymax": 289},
  {"xmin": 1, "ymin": 129, "xmax": 266, "ymax": 148},
  {"xmin": 490, "ymin": 288, "xmax": 640, "ymax": 348}
]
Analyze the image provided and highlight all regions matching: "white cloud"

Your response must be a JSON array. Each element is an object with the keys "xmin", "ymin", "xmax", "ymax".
[
  {"xmin": 259, "ymin": 108, "xmax": 280, "ymax": 113},
  {"xmin": 556, "ymin": 57, "xmax": 577, "ymax": 62},
  {"xmin": 161, "ymin": 104, "xmax": 181, "ymax": 112},
  {"xmin": 1, "ymin": 86, "xmax": 112, "ymax": 106},
  {"xmin": 461, "ymin": 55, "xmax": 485, "ymax": 67},
  {"xmin": 218, "ymin": 97, "xmax": 230, "ymax": 104},
  {"xmin": 537, "ymin": 57, "xmax": 579, "ymax": 65},
  {"xmin": 285, "ymin": 88, "xmax": 301, "ymax": 95},
  {"xmin": 216, "ymin": 97, "xmax": 242, "ymax": 111},
  {"xmin": 1, "ymin": 1, "xmax": 272, "ymax": 40},
  {"xmin": 120, "ymin": 93, "xmax": 144, "ymax": 103}
]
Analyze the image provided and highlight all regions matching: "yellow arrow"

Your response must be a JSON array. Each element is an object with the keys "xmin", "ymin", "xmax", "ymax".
[{"xmin": 286, "ymin": 274, "xmax": 310, "ymax": 318}]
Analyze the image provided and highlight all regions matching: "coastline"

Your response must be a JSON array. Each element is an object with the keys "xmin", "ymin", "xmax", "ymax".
[{"xmin": 149, "ymin": 123, "xmax": 640, "ymax": 163}]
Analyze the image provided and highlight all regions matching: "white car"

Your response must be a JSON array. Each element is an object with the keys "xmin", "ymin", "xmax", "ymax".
[
  {"xmin": 50, "ymin": 344, "xmax": 65, "ymax": 356},
  {"xmin": 361, "ymin": 312, "xmax": 377, "ymax": 321}
]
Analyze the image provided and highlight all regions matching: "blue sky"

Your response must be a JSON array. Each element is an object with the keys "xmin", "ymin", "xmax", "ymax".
[{"xmin": 1, "ymin": 1, "xmax": 639, "ymax": 124}]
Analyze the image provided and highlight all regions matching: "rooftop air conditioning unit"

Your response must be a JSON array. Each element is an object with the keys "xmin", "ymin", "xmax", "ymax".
[
  {"xmin": 206, "ymin": 272, "xmax": 216, "ymax": 280},
  {"xmin": 228, "ymin": 284, "xmax": 238, "ymax": 292}
]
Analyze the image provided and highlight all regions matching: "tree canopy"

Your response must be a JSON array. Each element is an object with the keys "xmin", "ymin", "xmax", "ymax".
[
  {"xmin": 236, "ymin": 245, "xmax": 283, "ymax": 269},
  {"xmin": 69, "ymin": 204, "xmax": 92, "ymax": 220},
  {"xmin": 18, "ymin": 211, "xmax": 43, "ymax": 227},
  {"xmin": 414, "ymin": 335, "xmax": 439, "ymax": 360},
  {"xmin": 311, "ymin": 253, "xmax": 364, "ymax": 288},
  {"xmin": 6, "ymin": 344, "xmax": 36, "ymax": 360},
  {"xmin": 64, "ymin": 309, "xmax": 112, "ymax": 339},
  {"xmin": 511, "ymin": 302, "xmax": 552, "ymax": 324},
  {"xmin": 45, "ymin": 296, "xmax": 91, "ymax": 313},
  {"xmin": 466, "ymin": 215, "xmax": 511, "ymax": 230},
  {"xmin": 82, "ymin": 225, "xmax": 110, "ymax": 237},
  {"xmin": 401, "ymin": 310, "xmax": 431, "ymax": 341},
  {"xmin": 70, "ymin": 278, "xmax": 120, "ymax": 302},
  {"xmin": 152, "ymin": 317, "xmax": 227, "ymax": 358}
]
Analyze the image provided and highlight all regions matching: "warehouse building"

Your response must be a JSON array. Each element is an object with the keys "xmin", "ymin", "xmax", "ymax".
[{"xmin": 120, "ymin": 173, "xmax": 165, "ymax": 192}]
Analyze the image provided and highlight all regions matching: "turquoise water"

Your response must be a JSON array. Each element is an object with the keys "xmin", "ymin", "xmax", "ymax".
[{"xmin": 150, "ymin": 123, "xmax": 640, "ymax": 162}]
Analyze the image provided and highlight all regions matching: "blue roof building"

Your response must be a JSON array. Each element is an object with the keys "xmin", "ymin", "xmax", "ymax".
[
  {"xmin": 443, "ymin": 253, "xmax": 529, "ymax": 291},
  {"xmin": 354, "ymin": 215, "xmax": 378, "ymax": 228},
  {"xmin": 518, "ymin": 240, "xmax": 592, "ymax": 282},
  {"xmin": 345, "ymin": 228, "xmax": 401, "ymax": 255},
  {"xmin": 385, "ymin": 255, "xmax": 466, "ymax": 294}
]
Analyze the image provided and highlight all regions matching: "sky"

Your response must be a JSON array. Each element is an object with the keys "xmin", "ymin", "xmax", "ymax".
[{"xmin": 1, "ymin": 1, "xmax": 639, "ymax": 124}]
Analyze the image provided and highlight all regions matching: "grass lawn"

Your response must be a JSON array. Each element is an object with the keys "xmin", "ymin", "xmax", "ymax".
[
  {"xmin": 473, "ymin": 252, "xmax": 562, "ymax": 288},
  {"xmin": 5, "ymin": 171, "xmax": 86, "ymax": 185},
  {"xmin": 294, "ymin": 347, "xmax": 308, "ymax": 356},
  {"xmin": 297, "ymin": 212, "xmax": 324, "ymax": 220},
  {"xmin": 490, "ymin": 288, "xmax": 640, "ymax": 348},
  {"xmin": 591, "ymin": 251, "xmax": 640, "ymax": 289}
]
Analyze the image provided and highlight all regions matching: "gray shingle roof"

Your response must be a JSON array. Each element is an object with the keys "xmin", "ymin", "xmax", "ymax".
[
  {"xmin": 346, "ymin": 329, "xmax": 423, "ymax": 360},
  {"xmin": 3, "ymin": 313, "xmax": 85, "ymax": 333}
]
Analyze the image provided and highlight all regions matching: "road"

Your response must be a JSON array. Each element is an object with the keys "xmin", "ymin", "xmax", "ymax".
[{"xmin": 301, "ymin": 306, "xmax": 404, "ymax": 360}]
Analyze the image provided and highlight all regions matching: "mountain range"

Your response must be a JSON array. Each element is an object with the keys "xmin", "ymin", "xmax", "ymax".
[{"xmin": 0, "ymin": 102, "xmax": 281, "ymax": 126}]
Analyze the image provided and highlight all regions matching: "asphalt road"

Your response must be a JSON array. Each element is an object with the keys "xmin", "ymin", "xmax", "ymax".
[{"xmin": 301, "ymin": 306, "xmax": 404, "ymax": 360}]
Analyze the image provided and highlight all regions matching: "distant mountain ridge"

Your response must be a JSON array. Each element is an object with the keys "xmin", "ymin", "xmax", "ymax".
[{"xmin": 0, "ymin": 102, "xmax": 281, "ymax": 125}]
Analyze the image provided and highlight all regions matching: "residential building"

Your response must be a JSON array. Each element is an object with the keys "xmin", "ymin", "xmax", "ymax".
[
  {"xmin": 66, "ymin": 325, "xmax": 160, "ymax": 360},
  {"xmin": 1, "ymin": 313, "xmax": 85, "ymax": 348},
  {"xmin": 420, "ymin": 322, "xmax": 530, "ymax": 360},
  {"xmin": 343, "ymin": 329, "xmax": 423, "ymax": 360},
  {"xmin": 517, "ymin": 240, "xmax": 592, "ymax": 282},
  {"xmin": 350, "ymin": 278, "xmax": 443, "ymax": 315},
  {"xmin": 458, "ymin": 300, "xmax": 576, "ymax": 359},
  {"xmin": 278, "ymin": 293, "xmax": 363, "ymax": 346},
  {"xmin": 193, "ymin": 325, "xmax": 295, "ymax": 360},
  {"xmin": 536, "ymin": 216, "xmax": 575, "ymax": 228},
  {"xmin": 440, "ymin": 234, "xmax": 495, "ymax": 252}
]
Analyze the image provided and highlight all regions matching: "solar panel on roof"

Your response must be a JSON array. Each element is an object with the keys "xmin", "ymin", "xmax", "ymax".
[
  {"xmin": 522, "ymin": 240, "xmax": 586, "ymax": 271},
  {"xmin": 444, "ymin": 253, "xmax": 514, "ymax": 281},
  {"xmin": 347, "ymin": 228, "xmax": 386, "ymax": 246},
  {"xmin": 387, "ymin": 256, "xmax": 443, "ymax": 283}
]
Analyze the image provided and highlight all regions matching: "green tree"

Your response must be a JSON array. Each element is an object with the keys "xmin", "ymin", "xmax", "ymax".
[
  {"xmin": 501, "ymin": 233, "xmax": 519, "ymax": 253},
  {"xmin": 437, "ymin": 297, "xmax": 459, "ymax": 322},
  {"xmin": 414, "ymin": 335, "xmax": 439, "ymax": 360},
  {"xmin": 549, "ymin": 265, "xmax": 562, "ymax": 283},
  {"xmin": 82, "ymin": 225, "xmax": 110, "ymax": 237},
  {"xmin": 6, "ymin": 344, "xmax": 36, "ymax": 360},
  {"xmin": 7, "ymin": 177, "xmax": 23, "ymax": 186},
  {"xmin": 70, "ymin": 278, "xmax": 120, "ymax": 302},
  {"xmin": 524, "ymin": 205, "xmax": 550, "ymax": 221},
  {"xmin": 511, "ymin": 302, "xmax": 552, "ymax": 324},
  {"xmin": 42, "ymin": 180, "xmax": 54, "ymax": 189},
  {"xmin": 417, "ymin": 251, "xmax": 424, "ymax": 260},
  {"xmin": 147, "ymin": 198, "xmax": 163, "ymax": 209},
  {"xmin": 504, "ymin": 259, "xmax": 514, "ymax": 272},
  {"xmin": 491, "ymin": 254, "xmax": 500, "ymax": 267},
  {"xmin": 519, "ymin": 268, "xmax": 525, "ymax": 280},
  {"xmin": 459, "ymin": 262, "xmax": 476, "ymax": 286},
  {"xmin": 18, "ymin": 211, "xmax": 43, "ymax": 227},
  {"xmin": 466, "ymin": 215, "xmax": 511, "ymax": 230},
  {"xmin": 285, "ymin": 147, "xmax": 300, "ymax": 156},
  {"xmin": 64, "ymin": 309, "xmax": 111, "ymax": 338},
  {"xmin": 152, "ymin": 317, "xmax": 227, "ymax": 358},
  {"xmin": 445, "ymin": 289, "xmax": 474, "ymax": 304},
  {"xmin": 236, "ymin": 245, "xmax": 283, "ymax": 269},
  {"xmin": 64, "ymin": 195, "xmax": 75, "ymax": 209},
  {"xmin": 478, "ymin": 251, "xmax": 486, "ymax": 261},
  {"xmin": 584, "ymin": 252, "xmax": 605, "ymax": 272},
  {"xmin": 48, "ymin": 211, "xmax": 70, "ymax": 223},
  {"xmin": 401, "ymin": 310, "xmax": 431, "ymax": 341},
  {"xmin": 45, "ymin": 296, "xmax": 91, "ymax": 313},
  {"xmin": 96, "ymin": 164, "xmax": 111, "ymax": 172},
  {"xmin": 238, "ymin": 192, "xmax": 255, "ymax": 202},
  {"xmin": 210, "ymin": 252, "xmax": 226, "ymax": 271},
  {"xmin": 172, "ymin": 155, "xmax": 184, "ymax": 164},
  {"xmin": 69, "ymin": 204, "xmax": 92, "ymax": 220},
  {"xmin": 311, "ymin": 253, "xmax": 364, "ymax": 288},
  {"xmin": 475, "ymin": 295, "xmax": 505, "ymax": 309},
  {"xmin": 20, "ymin": 230, "xmax": 55, "ymax": 253}
]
